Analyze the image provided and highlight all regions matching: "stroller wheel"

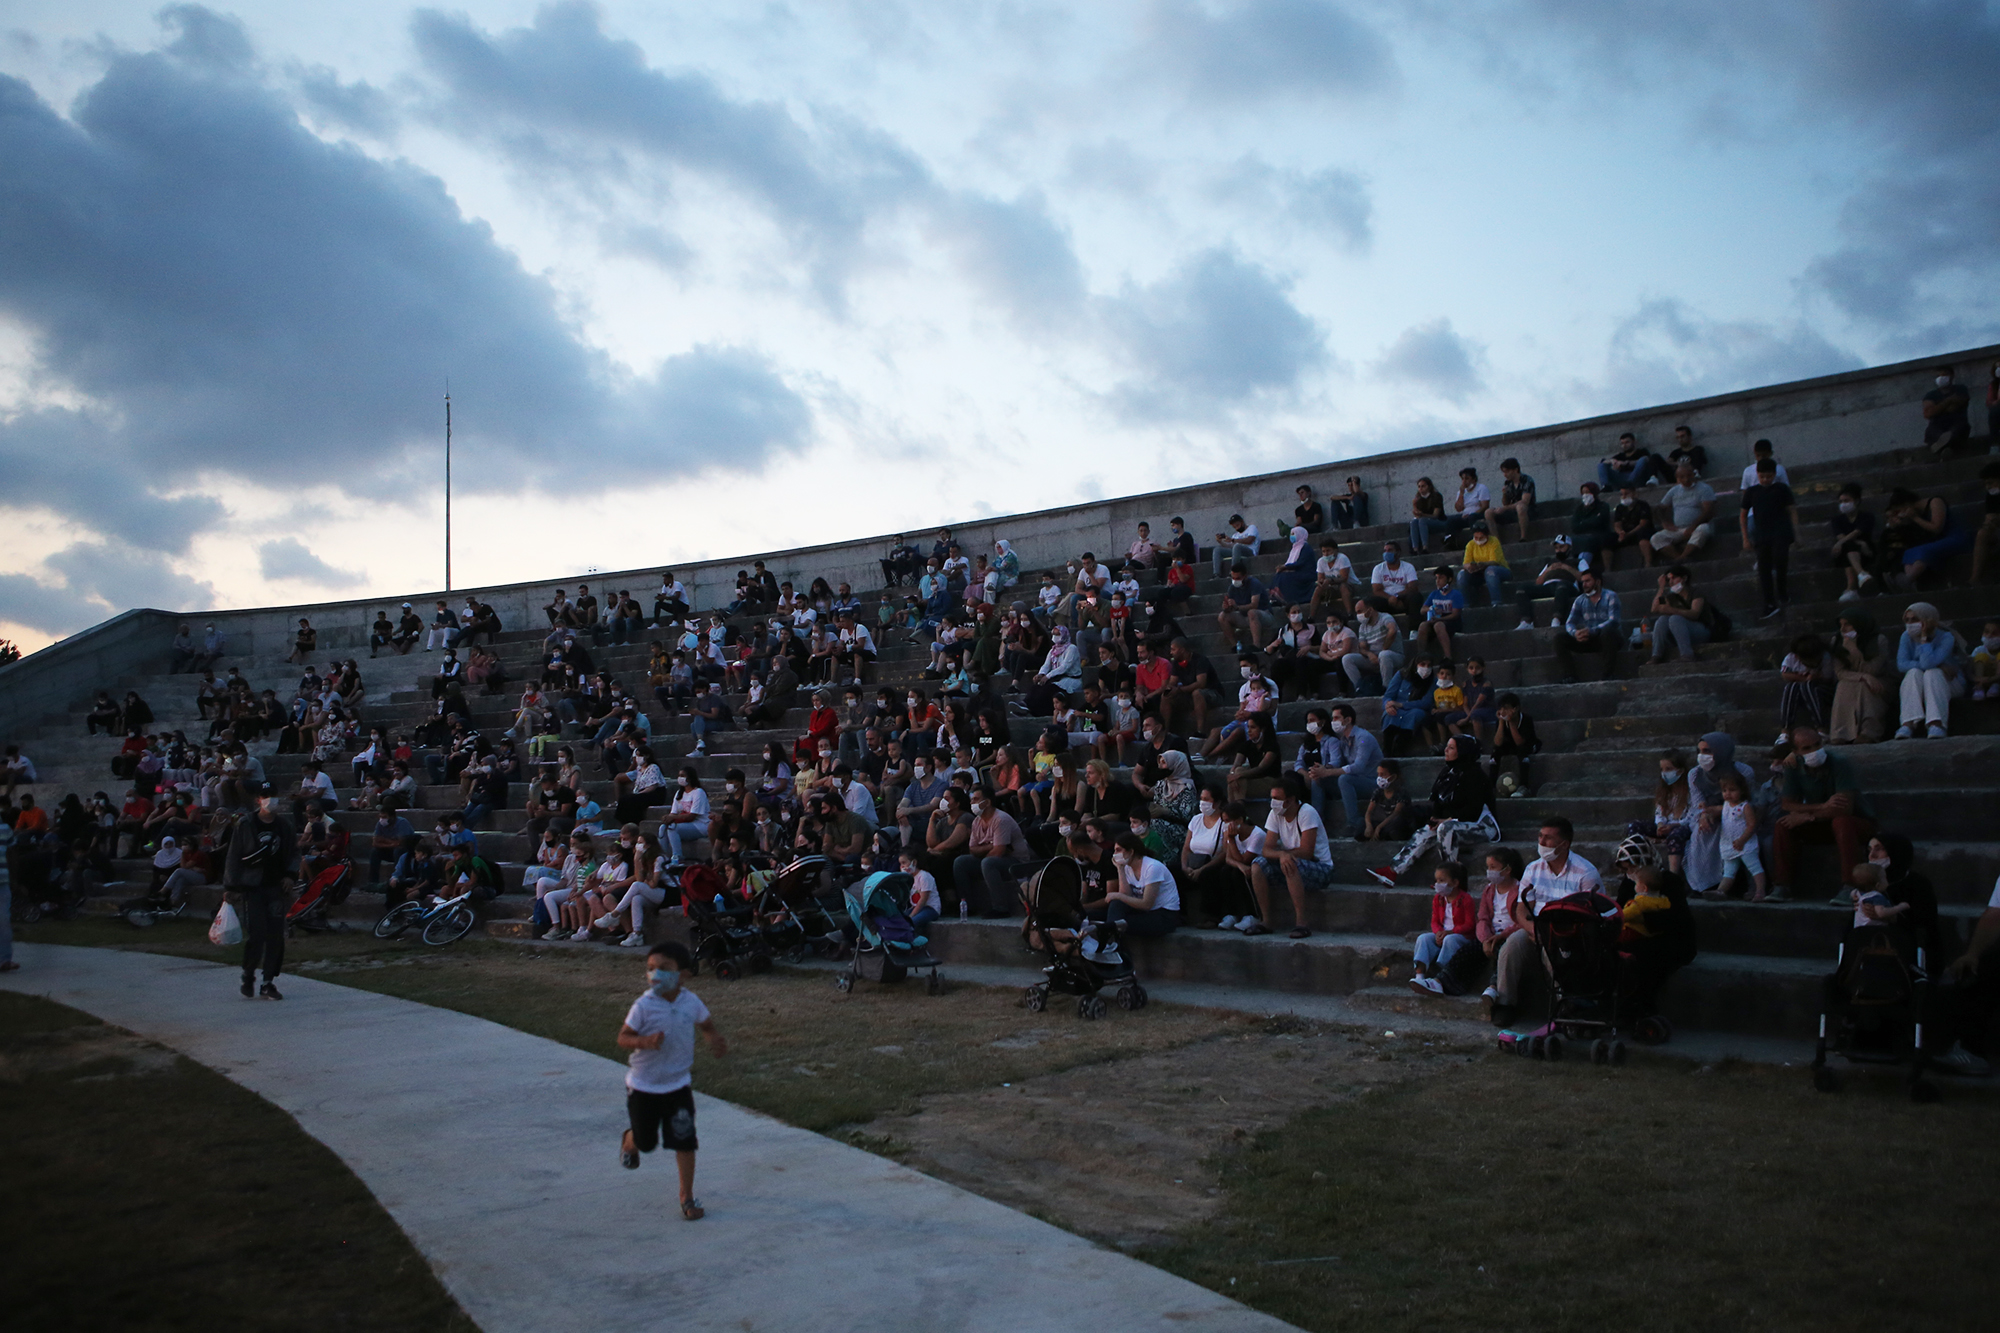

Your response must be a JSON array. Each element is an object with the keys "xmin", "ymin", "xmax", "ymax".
[
  {"xmin": 834, "ymin": 972, "xmax": 852, "ymax": 992},
  {"xmin": 1634, "ymin": 1015, "xmax": 1673, "ymax": 1046},
  {"xmin": 1116, "ymin": 985, "xmax": 1137, "ymax": 1011},
  {"xmin": 1078, "ymin": 995, "xmax": 1106, "ymax": 1021},
  {"xmin": 1811, "ymin": 1065, "xmax": 1841, "ymax": 1094},
  {"xmin": 714, "ymin": 959, "xmax": 741, "ymax": 982},
  {"xmin": 1529, "ymin": 1035, "xmax": 1546, "ymax": 1060},
  {"xmin": 1591, "ymin": 1039, "xmax": 1610, "ymax": 1065},
  {"xmin": 1024, "ymin": 985, "xmax": 1047, "ymax": 1012},
  {"xmin": 1610, "ymin": 1041, "xmax": 1627, "ymax": 1066},
  {"xmin": 1130, "ymin": 984, "xmax": 1148, "ymax": 1010},
  {"xmin": 1544, "ymin": 1035, "xmax": 1565, "ymax": 1062}
]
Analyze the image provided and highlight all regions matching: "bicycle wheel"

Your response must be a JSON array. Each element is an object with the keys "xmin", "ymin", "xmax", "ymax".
[
  {"xmin": 373, "ymin": 902, "xmax": 422, "ymax": 939},
  {"xmin": 422, "ymin": 905, "xmax": 477, "ymax": 946}
]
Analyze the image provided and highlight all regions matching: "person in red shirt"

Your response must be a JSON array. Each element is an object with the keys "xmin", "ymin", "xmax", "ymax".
[
  {"xmin": 1160, "ymin": 556, "xmax": 1197, "ymax": 607},
  {"xmin": 13, "ymin": 796, "xmax": 50, "ymax": 837},
  {"xmin": 793, "ymin": 690, "xmax": 839, "ymax": 766},
  {"xmin": 1409, "ymin": 859, "xmax": 1480, "ymax": 995},
  {"xmin": 115, "ymin": 789, "xmax": 155, "ymax": 859},
  {"xmin": 1131, "ymin": 641, "xmax": 1174, "ymax": 719}
]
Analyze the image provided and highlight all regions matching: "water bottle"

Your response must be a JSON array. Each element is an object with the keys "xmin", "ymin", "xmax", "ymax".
[
  {"xmin": 714, "ymin": 894, "xmax": 725, "ymax": 912},
  {"xmin": 959, "ymin": 899, "xmax": 969, "ymax": 921}
]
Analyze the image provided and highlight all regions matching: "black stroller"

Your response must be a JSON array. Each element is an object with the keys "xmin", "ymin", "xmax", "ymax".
[
  {"xmin": 751, "ymin": 855, "xmax": 848, "ymax": 962},
  {"xmin": 1497, "ymin": 892, "xmax": 1636, "ymax": 1063},
  {"xmin": 1811, "ymin": 923, "xmax": 1939, "ymax": 1103},
  {"xmin": 835, "ymin": 872, "xmax": 944, "ymax": 995},
  {"xmin": 671, "ymin": 862, "xmax": 770, "ymax": 982},
  {"xmin": 1019, "ymin": 856, "xmax": 1148, "ymax": 1020}
]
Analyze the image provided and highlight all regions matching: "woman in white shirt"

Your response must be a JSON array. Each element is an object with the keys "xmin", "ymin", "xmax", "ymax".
[
  {"xmin": 1109, "ymin": 832, "xmax": 1182, "ymax": 936},
  {"xmin": 661, "ymin": 768, "xmax": 711, "ymax": 864}
]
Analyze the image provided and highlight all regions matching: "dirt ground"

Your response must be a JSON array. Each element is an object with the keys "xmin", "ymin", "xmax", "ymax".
[{"xmin": 861, "ymin": 1014, "xmax": 1484, "ymax": 1249}]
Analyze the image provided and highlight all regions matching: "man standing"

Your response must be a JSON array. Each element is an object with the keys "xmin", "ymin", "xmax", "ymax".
[
  {"xmin": 1923, "ymin": 367, "xmax": 1972, "ymax": 456},
  {"xmin": 225, "ymin": 782, "xmax": 298, "ymax": 1000},
  {"xmin": 1489, "ymin": 816, "xmax": 1602, "ymax": 1026}
]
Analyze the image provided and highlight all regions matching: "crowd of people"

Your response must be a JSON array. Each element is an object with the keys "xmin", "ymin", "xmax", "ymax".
[{"xmin": 3, "ymin": 376, "xmax": 1996, "ymax": 1053}]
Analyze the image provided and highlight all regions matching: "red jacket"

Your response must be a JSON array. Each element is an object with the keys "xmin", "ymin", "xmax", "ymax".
[
  {"xmin": 1475, "ymin": 881, "xmax": 1522, "ymax": 944},
  {"xmin": 1430, "ymin": 888, "xmax": 1478, "ymax": 938}
]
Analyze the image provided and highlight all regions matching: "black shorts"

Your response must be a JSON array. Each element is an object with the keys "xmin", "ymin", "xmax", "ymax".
[{"xmin": 628, "ymin": 1086, "xmax": 698, "ymax": 1153}]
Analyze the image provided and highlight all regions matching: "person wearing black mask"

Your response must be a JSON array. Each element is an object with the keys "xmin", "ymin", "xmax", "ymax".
[{"xmin": 225, "ymin": 782, "xmax": 298, "ymax": 1000}]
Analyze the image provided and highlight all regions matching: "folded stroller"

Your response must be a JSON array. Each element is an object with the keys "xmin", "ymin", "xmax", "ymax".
[
  {"xmin": 1018, "ymin": 856, "xmax": 1148, "ymax": 1020},
  {"xmin": 286, "ymin": 859, "xmax": 354, "ymax": 933},
  {"xmin": 835, "ymin": 871, "xmax": 944, "ymax": 995},
  {"xmin": 752, "ymin": 855, "xmax": 847, "ymax": 962},
  {"xmin": 1497, "ymin": 892, "xmax": 1629, "ymax": 1063},
  {"xmin": 1811, "ymin": 923, "xmax": 1939, "ymax": 1103}
]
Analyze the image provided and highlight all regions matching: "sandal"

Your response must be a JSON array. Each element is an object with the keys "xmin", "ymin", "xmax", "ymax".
[
  {"xmin": 1288, "ymin": 927, "xmax": 1312, "ymax": 939},
  {"xmin": 681, "ymin": 1197, "xmax": 705, "ymax": 1221}
]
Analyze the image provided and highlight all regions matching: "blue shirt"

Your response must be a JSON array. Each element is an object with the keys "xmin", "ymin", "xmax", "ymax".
[
  {"xmin": 1423, "ymin": 588, "xmax": 1465, "ymax": 621},
  {"xmin": 1565, "ymin": 588, "xmax": 1622, "ymax": 636}
]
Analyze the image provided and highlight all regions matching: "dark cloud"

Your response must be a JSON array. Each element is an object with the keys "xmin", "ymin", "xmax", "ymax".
[
  {"xmin": 1146, "ymin": 0, "xmax": 1398, "ymax": 103},
  {"xmin": 257, "ymin": 537, "xmax": 363, "ymax": 588},
  {"xmin": 0, "ymin": 541, "xmax": 218, "ymax": 635},
  {"xmin": 1104, "ymin": 248, "xmax": 1328, "ymax": 420},
  {"xmin": 1590, "ymin": 299, "xmax": 1861, "ymax": 408},
  {"xmin": 1211, "ymin": 155, "xmax": 1373, "ymax": 251},
  {"xmin": 293, "ymin": 64, "xmax": 397, "ymax": 138},
  {"xmin": 0, "ymin": 7, "xmax": 811, "ymax": 638},
  {"xmin": 1374, "ymin": 318, "xmax": 1484, "ymax": 403}
]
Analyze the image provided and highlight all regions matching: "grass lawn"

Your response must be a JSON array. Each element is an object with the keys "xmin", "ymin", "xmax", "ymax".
[
  {"xmin": 19, "ymin": 915, "xmax": 2000, "ymax": 1331},
  {"xmin": 0, "ymin": 990, "xmax": 473, "ymax": 1333}
]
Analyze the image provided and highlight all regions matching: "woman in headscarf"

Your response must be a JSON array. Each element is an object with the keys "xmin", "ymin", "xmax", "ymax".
[
  {"xmin": 992, "ymin": 539, "xmax": 1021, "ymax": 588},
  {"xmin": 1856, "ymin": 832, "xmax": 1940, "ymax": 957},
  {"xmin": 1273, "ymin": 525, "xmax": 1316, "ymax": 607},
  {"xmin": 1827, "ymin": 608, "xmax": 1891, "ymax": 744},
  {"xmin": 1685, "ymin": 730, "xmax": 1756, "ymax": 895},
  {"xmin": 1024, "ymin": 625, "xmax": 1082, "ymax": 716},
  {"xmin": 1894, "ymin": 600, "xmax": 1966, "ymax": 739},
  {"xmin": 1135, "ymin": 746, "xmax": 1199, "ymax": 825},
  {"xmin": 1367, "ymin": 734, "xmax": 1499, "ymax": 883}
]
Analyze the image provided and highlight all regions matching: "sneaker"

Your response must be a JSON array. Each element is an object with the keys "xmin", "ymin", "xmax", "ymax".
[
  {"xmin": 1217, "ymin": 915, "xmax": 1240, "ymax": 931},
  {"xmin": 1927, "ymin": 723, "xmax": 1947, "ymax": 739},
  {"xmin": 1894, "ymin": 724, "xmax": 1914, "ymax": 740},
  {"xmin": 619, "ymin": 932, "xmax": 645, "ymax": 947},
  {"xmin": 1549, "ymin": 617, "xmax": 1564, "ymax": 629},
  {"xmin": 1774, "ymin": 731, "xmax": 1790, "ymax": 746},
  {"xmin": 240, "ymin": 976, "xmax": 256, "ymax": 999},
  {"xmin": 620, "ymin": 1131, "xmax": 641, "ymax": 1170},
  {"xmin": 1838, "ymin": 589, "xmax": 1860, "ymax": 603},
  {"xmin": 1513, "ymin": 620, "xmax": 1535, "ymax": 631},
  {"xmin": 1932, "ymin": 1045, "xmax": 1993, "ymax": 1077},
  {"xmin": 1366, "ymin": 866, "xmax": 1398, "ymax": 888},
  {"xmin": 1762, "ymin": 886, "xmax": 1789, "ymax": 903},
  {"xmin": 544, "ymin": 927, "xmax": 570, "ymax": 941},
  {"xmin": 1760, "ymin": 606, "xmax": 1784, "ymax": 621},
  {"xmin": 1857, "ymin": 571, "xmax": 1875, "ymax": 590},
  {"xmin": 1828, "ymin": 890, "xmax": 1854, "ymax": 905},
  {"xmin": 1481, "ymin": 985, "xmax": 1499, "ymax": 1001},
  {"xmin": 259, "ymin": 981, "xmax": 283, "ymax": 1001},
  {"xmin": 594, "ymin": 913, "xmax": 619, "ymax": 931},
  {"xmin": 1410, "ymin": 975, "xmax": 1444, "ymax": 995},
  {"xmin": 691, "ymin": 745, "xmax": 707, "ymax": 757}
]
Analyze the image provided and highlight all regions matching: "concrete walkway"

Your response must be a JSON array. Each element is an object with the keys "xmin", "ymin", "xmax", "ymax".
[{"xmin": 1, "ymin": 944, "xmax": 1294, "ymax": 1333}]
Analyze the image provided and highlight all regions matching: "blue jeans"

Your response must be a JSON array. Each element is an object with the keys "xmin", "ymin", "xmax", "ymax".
[
  {"xmin": 1213, "ymin": 542, "xmax": 1254, "ymax": 577},
  {"xmin": 1331, "ymin": 494, "xmax": 1370, "ymax": 529},
  {"xmin": 1456, "ymin": 564, "xmax": 1509, "ymax": 606},
  {"xmin": 1414, "ymin": 931, "xmax": 1476, "ymax": 991},
  {"xmin": 1409, "ymin": 516, "xmax": 1452, "ymax": 552},
  {"xmin": 1650, "ymin": 614, "xmax": 1711, "ymax": 661},
  {"xmin": 1597, "ymin": 457, "xmax": 1668, "ymax": 489},
  {"xmin": 1310, "ymin": 770, "xmax": 1372, "ymax": 831}
]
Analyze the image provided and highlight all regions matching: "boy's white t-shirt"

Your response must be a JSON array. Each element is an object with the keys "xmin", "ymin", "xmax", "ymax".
[
  {"xmin": 1740, "ymin": 461, "xmax": 1791, "ymax": 489},
  {"xmin": 1316, "ymin": 553, "xmax": 1354, "ymax": 581},
  {"xmin": 1263, "ymin": 803, "xmax": 1333, "ymax": 864},
  {"xmin": 907, "ymin": 869, "xmax": 941, "ymax": 915},
  {"xmin": 624, "ymin": 986, "xmax": 710, "ymax": 1093}
]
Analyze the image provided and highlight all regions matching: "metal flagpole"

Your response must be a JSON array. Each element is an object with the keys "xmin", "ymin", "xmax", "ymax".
[{"xmin": 445, "ymin": 387, "xmax": 453, "ymax": 592}]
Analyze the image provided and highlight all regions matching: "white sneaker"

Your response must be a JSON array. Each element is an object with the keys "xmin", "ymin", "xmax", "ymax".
[
  {"xmin": 1234, "ymin": 916, "xmax": 1261, "ymax": 933},
  {"xmin": 1410, "ymin": 976, "xmax": 1444, "ymax": 995},
  {"xmin": 1927, "ymin": 723, "xmax": 1947, "ymax": 739},
  {"xmin": 1513, "ymin": 620, "xmax": 1534, "ymax": 631},
  {"xmin": 543, "ymin": 928, "xmax": 569, "ymax": 941},
  {"xmin": 595, "ymin": 914, "xmax": 618, "ymax": 931},
  {"xmin": 619, "ymin": 932, "xmax": 645, "ymax": 947},
  {"xmin": 1217, "ymin": 915, "xmax": 1240, "ymax": 930},
  {"xmin": 1481, "ymin": 985, "xmax": 1499, "ymax": 1001},
  {"xmin": 1934, "ymin": 1044, "xmax": 1993, "ymax": 1077},
  {"xmin": 1549, "ymin": 617, "xmax": 1563, "ymax": 629},
  {"xmin": 1774, "ymin": 731, "xmax": 1789, "ymax": 746},
  {"xmin": 1894, "ymin": 724, "xmax": 1914, "ymax": 740},
  {"xmin": 1838, "ymin": 589, "xmax": 1860, "ymax": 602}
]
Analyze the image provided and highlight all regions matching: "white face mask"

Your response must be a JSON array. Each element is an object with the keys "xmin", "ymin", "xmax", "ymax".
[
  {"xmin": 1838, "ymin": 500, "xmax": 1856, "ymax": 515},
  {"xmin": 1802, "ymin": 748, "xmax": 1828, "ymax": 768},
  {"xmin": 1696, "ymin": 753, "xmax": 1716, "ymax": 771},
  {"xmin": 1417, "ymin": 666, "xmax": 1432, "ymax": 679},
  {"xmin": 1198, "ymin": 799, "xmax": 1215, "ymax": 815},
  {"xmin": 1660, "ymin": 767, "xmax": 1681, "ymax": 784},
  {"xmin": 1538, "ymin": 842, "xmax": 1560, "ymax": 862},
  {"xmin": 1937, "ymin": 375, "xmax": 1951, "ymax": 387},
  {"xmin": 1669, "ymin": 581, "xmax": 1685, "ymax": 595},
  {"xmin": 1057, "ymin": 822, "xmax": 1074, "ymax": 837},
  {"xmin": 1869, "ymin": 853, "xmax": 1892, "ymax": 869},
  {"xmin": 1241, "ymin": 666, "xmax": 1256, "ymax": 680},
  {"xmin": 913, "ymin": 764, "xmax": 928, "ymax": 778},
  {"xmin": 1331, "ymin": 719, "xmax": 1349, "ymax": 734},
  {"xmin": 971, "ymin": 801, "xmax": 988, "ymax": 816},
  {"xmin": 1486, "ymin": 866, "xmax": 1503, "ymax": 883},
  {"xmin": 1306, "ymin": 720, "xmax": 1322, "ymax": 735},
  {"xmin": 1433, "ymin": 880, "xmax": 1452, "ymax": 895},
  {"xmin": 1843, "ymin": 629, "xmax": 1859, "ymax": 640},
  {"xmin": 1984, "ymin": 636, "xmax": 2000, "ymax": 653},
  {"xmin": 1112, "ymin": 851, "xmax": 1130, "ymax": 867},
  {"xmin": 1580, "ymin": 493, "xmax": 1597, "ymax": 505},
  {"xmin": 724, "ymin": 782, "xmax": 738, "ymax": 794},
  {"xmin": 1376, "ymin": 775, "xmax": 1392, "ymax": 789}
]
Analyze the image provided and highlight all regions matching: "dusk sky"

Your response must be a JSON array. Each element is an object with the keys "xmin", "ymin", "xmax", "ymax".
[{"xmin": 2, "ymin": 1, "xmax": 1996, "ymax": 649}]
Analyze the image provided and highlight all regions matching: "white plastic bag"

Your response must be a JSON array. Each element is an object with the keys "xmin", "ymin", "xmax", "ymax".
[{"xmin": 209, "ymin": 901, "xmax": 242, "ymax": 947}]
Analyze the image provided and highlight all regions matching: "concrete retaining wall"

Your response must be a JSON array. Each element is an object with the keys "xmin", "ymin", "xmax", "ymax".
[{"xmin": 4, "ymin": 341, "xmax": 1995, "ymax": 738}]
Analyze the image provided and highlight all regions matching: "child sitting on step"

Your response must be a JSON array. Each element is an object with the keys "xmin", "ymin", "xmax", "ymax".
[
  {"xmin": 1409, "ymin": 859, "xmax": 1479, "ymax": 995},
  {"xmin": 1776, "ymin": 633, "xmax": 1830, "ymax": 745},
  {"xmin": 1970, "ymin": 619, "xmax": 2000, "ymax": 701},
  {"xmin": 1361, "ymin": 760, "xmax": 1410, "ymax": 843}
]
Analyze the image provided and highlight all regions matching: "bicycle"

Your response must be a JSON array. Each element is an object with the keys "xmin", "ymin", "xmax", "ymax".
[{"xmin": 372, "ymin": 887, "xmax": 479, "ymax": 946}]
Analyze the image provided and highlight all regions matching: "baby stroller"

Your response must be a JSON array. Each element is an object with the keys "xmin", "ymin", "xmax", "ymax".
[
  {"xmin": 1498, "ymin": 892, "xmax": 1630, "ymax": 1063},
  {"xmin": 752, "ymin": 855, "xmax": 848, "ymax": 962},
  {"xmin": 1811, "ymin": 923, "xmax": 1939, "ymax": 1103},
  {"xmin": 286, "ymin": 859, "xmax": 354, "ymax": 934},
  {"xmin": 1019, "ymin": 856, "xmax": 1148, "ymax": 1020},
  {"xmin": 835, "ymin": 871, "xmax": 944, "ymax": 996},
  {"xmin": 671, "ymin": 862, "xmax": 770, "ymax": 981}
]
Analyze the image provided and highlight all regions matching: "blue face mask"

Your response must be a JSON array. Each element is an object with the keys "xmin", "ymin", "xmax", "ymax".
[{"xmin": 647, "ymin": 968, "xmax": 681, "ymax": 997}]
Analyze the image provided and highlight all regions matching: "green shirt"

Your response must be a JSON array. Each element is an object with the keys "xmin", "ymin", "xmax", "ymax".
[{"xmin": 1782, "ymin": 751, "xmax": 1870, "ymax": 820}]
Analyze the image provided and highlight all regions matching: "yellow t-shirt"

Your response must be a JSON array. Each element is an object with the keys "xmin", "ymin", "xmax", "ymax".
[
  {"xmin": 1463, "ymin": 534, "xmax": 1509, "ymax": 569},
  {"xmin": 1621, "ymin": 891, "xmax": 1670, "ymax": 937},
  {"xmin": 1429, "ymin": 682, "xmax": 1466, "ymax": 711}
]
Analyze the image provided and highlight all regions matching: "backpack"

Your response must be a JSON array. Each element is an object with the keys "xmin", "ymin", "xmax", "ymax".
[{"xmin": 1702, "ymin": 600, "xmax": 1732, "ymax": 643}]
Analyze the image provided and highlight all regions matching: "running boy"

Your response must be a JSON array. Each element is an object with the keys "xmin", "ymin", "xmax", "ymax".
[{"xmin": 618, "ymin": 942, "xmax": 728, "ymax": 1220}]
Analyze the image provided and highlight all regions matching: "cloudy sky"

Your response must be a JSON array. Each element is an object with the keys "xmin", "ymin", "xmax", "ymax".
[{"xmin": 1, "ymin": 1, "xmax": 1995, "ymax": 650}]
